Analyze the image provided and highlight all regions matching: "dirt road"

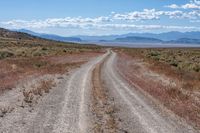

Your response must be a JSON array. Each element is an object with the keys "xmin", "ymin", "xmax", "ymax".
[
  {"xmin": 0, "ymin": 50, "xmax": 198, "ymax": 133},
  {"xmin": 102, "ymin": 51, "xmax": 198, "ymax": 133}
]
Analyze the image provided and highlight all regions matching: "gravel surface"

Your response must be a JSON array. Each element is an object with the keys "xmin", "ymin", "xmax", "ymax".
[
  {"xmin": 0, "ymin": 50, "xmax": 198, "ymax": 133},
  {"xmin": 101, "ymin": 51, "xmax": 199, "ymax": 133},
  {"xmin": 0, "ymin": 52, "xmax": 108, "ymax": 133}
]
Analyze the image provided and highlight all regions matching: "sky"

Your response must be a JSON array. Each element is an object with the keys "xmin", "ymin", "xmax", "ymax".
[{"xmin": 0, "ymin": 0, "xmax": 200, "ymax": 36}]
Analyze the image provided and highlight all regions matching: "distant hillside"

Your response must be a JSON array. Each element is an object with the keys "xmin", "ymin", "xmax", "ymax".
[
  {"xmin": 124, "ymin": 31, "xmax": 200, "ymax": 41},
  {"xmin": 115, "ymin": 36, "xmax": 163, "ymax": 43},
  {"xmin": 168, "ymin": 38, "xmax": 200, "ymax": 44},
  {"xmin": 18, "ymin": 29, "xmax": 82, "ymax": 42},
  {"xmin": 40, "ymin": 34, "xmax": 82, "ymax": 42},
  {"xmin": 14, "ymin": 29, "xmax": 200, "ymax": 45},
  {"xmin": 0, "ymin": 28, "xmax": 36, "ymax": 40},
  {"xmin": 74, "ymin": 31, "xmax": 200, "ymax": 42}
]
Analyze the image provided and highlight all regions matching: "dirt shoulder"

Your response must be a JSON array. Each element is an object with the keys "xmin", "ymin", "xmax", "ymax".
[{"xmin": 116, "ymin": 48, "xmax": 200, "ymax": 130}]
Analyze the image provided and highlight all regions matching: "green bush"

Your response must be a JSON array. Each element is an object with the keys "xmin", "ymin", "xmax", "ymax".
[{"xmin": 0, "ymin": 51, "xmax": 14, "ymax": 59}]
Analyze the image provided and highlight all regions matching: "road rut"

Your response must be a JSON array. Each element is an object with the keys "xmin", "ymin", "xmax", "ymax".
[
  {"xmin": 101, "ymin": 51, "xmax": 198, "ymax": 133},
  {"xmin": 0, "ymin": 51, "xmax": 109, "ymax": 133},
  {"xmin": 0, "ymin": 50, "xmax": 199, "ymax": 133}
]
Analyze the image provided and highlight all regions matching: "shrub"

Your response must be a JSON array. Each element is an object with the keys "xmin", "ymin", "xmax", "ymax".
[
  {"xmin": 23, "ymin": 90, "xmax": 34, "ymax": 103},
  {"xmin": 0, "ymin": 51, "xmax": 14, "ymax": 59}
]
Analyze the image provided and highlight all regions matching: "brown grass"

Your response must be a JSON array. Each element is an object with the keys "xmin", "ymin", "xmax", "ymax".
[
  {"xmin": 116, "ymin": 48, "xmax": 200, "ymax": 129},
  {"xmin": 22, "ymin": 80, "xmax": 55, "ymax": 105},
  {"xmin": 0, "ymin": 37, "xmax": 104, "ymax": 93}
]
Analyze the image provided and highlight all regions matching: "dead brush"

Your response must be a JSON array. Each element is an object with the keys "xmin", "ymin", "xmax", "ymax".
[
  {"xmin": 166, "ymin": 87, "xmax": 190, "ymax": 101},
  {"xmin": 23, "ymin": 89, "xmax": 34, "ymax": 103},
  {"xmin": 22, "ymin": 80, "xmax": 55, "ymax": 104},
  {"xmin": 38, "ymin": 80, "xmax": 55, "ymax": 94},
  {"xmin": 31, "ymin": 86, "xmax": 43, "ymax": 96}
]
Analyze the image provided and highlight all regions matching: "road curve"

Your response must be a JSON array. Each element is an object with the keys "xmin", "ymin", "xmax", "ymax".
[
  {"xmin": 31, "ymin": 51, "xmax": 109, "ymax": 133},
  {"xmin": 101, "ymin": 51, "xmax": 198, "ymax": 133},
  {"xmin": 0, "ymin": 51, "xmax": 109, "ymax": 133},
  {"xmin": 0, "ymin": 50, "xmax": 198, "ymax": 133}
]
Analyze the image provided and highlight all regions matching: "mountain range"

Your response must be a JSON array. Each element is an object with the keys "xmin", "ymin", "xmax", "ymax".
[
  {"xmin": 16, "ymin": 29, "xmax": 200, "ymax": 45},
  {"xmin": 0, "ymin": 28, "xmax": 37, "ymax": 40},
  {"xmin": 17, "ymin": 29, "xmax": 82, "ymax": 42}
]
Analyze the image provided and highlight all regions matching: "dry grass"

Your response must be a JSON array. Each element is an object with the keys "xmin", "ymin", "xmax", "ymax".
[
  {"xmin": 0, "ymin": 37, "xmax": 103, "ymax": 93},
  {"xmin": 0, "ymin": 56, "xmax": 84, "ymax": 93},
  {"xmin": 23, "ymin": 80, "xmax": 55, "ymax": 105},
  {"xmin": 117, "ymin": 48, "xmax": 200, "ymax": 129},
  {"xmin": 119, "ymin": 48, "xmax": 200, "ymax": 91}
]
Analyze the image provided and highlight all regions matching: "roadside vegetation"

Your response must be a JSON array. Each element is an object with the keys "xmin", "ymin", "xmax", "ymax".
[
  {"xmin": 117, "ymin": 48, "xmax": 200, "ymax": 129},
  {"xmin": 0, "ymin": 36, "xmax": 103, "ymax": 93}
]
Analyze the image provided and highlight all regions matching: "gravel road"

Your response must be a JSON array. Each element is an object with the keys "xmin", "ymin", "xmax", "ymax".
[
  {"xmin": 0, "ymin": 51, "xmax": 109, "ymax": 133},
  {"xmin": 29, "ymin": 52, "xmax": 109, "ymax": 133},
  {"xmin": 101, "ymin": 51, "xmax": 198, "ymax": 133},
  {"xmin": 0, "ymin": 50, "xmax": 199, "ymax": 133}
]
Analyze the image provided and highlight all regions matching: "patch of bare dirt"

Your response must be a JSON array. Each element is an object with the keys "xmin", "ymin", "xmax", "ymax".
[{"xmin": 0, "ymin": 74, "xmax": 61, "ymax": 118}]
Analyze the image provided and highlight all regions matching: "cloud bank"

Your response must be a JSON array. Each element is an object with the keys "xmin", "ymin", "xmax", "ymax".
[
  {"xmin": 166, "ymin": 0, "xmax": 200, "ymax": 9},
  {"xmin": 1, "ymin": 0, "xmax": 200, "ymax": 35}
]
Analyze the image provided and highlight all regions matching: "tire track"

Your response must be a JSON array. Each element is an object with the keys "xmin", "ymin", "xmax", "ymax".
[
  {"xmin": 25, "ymin": 51, "xmax": 109, "ymax": 133},
  {"xmin": 90, "ymin": 51, "xmax": 119, "ymax": 133},
  {"xmin": 51, "ymin": 52, "xmax": 109, "ymax": 133},
  {"xmin": 102, "ymin": 51, "xmax": 198, "ymax": 133}
]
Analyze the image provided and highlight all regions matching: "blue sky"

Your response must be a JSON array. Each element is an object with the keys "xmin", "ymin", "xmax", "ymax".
[{"xmin": 0, "ymin": 0, "xmax": 200, "ymax": 36}]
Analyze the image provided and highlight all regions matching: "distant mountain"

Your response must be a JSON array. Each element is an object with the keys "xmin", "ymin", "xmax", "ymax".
[
  {"xmin": 0, "ymin": 28, "xmax": 36, "ymax": 40},
  {"xmin": 115, "ymin": 36, "xmax": 163, "ymax": 43},
  {"xmin": 75, "ymin": 35, "xmax": 119, "ymax": 41},
  {"xmin": 75, "ymin": 31, "xmax": 200, "ymax": 42},
  {"xmin": 39, "ymin": 34, "xmax": 82, "ymax": 42},
  {"xmin": 168, "ymin": 38, "xmax": 200, "ymax": 44},
  {"xmin": 124, "ymin": 31, "xmax": 200, "ymax": 41},
  {"xmin": 17, "ymin": 29, "xmax": 82, "ymax": 42},
  {"xmin": 15, "ymin": 29, "xmax": 200, "ymax": 45},
  {"xmin": 100, "ymin": 36, "xmax": 200, "ymax": 44},
  {"xmin": 18, "ymin": 29, "xmax": 41, "ymax": 36}
]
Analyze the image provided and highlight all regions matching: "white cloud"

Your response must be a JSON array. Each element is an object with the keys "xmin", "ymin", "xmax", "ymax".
[
  {"xmin": 2, "ymin": 9, "xmax": 200, "ymax": 30},
  {"xmin": 113, "ymin": 9, "xmax": 161, "ymax": 21},
  {"xmin": 98, "ymin": 24, "xmax": 199, "ymax": 31},
  {"xmin": 194, "ymin": 0, "xmax": 200, "ymax": 5},
  {"xmin": 1, "ymin": 18, "xmax": 199, "ymax": 32},
  {"xmin": 112, "ymin": 9, "xmax": 200, "ymax": 20},
  {"xmin": 1, "ymin": 16, "xmax": 112, "ymax": 29},
  {"xmin": 1, "ymin": 8, "xmax": 200, "ymax": 33},
  {"xmin": 165, "ymin": 4, "xmax": 180, "ymax": 9},
  {"xmin": 166, "ymin": 0, "xmax": 200, "ymax": 9},
  {"xmin": 182, "ymin": 3, "xmax": 200, "ymax": 9}
]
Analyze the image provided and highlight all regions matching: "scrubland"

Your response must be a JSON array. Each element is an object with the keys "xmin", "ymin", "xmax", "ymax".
[
  {"xmin": 117, "ymin": 48, "xmax": 200, "ymax": 129},
  {"xmin": 0, "ymin": 37, "xmax": 102, "ymax": 93}
]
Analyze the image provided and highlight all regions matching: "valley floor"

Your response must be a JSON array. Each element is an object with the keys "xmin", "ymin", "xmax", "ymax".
[{"xmin": 0, "ymin": 49, "xmax": 199, "ymax": 133}]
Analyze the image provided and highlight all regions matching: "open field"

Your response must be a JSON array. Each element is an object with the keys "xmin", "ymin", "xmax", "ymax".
[
  {"xmin": 0, "ymin": 36, "xmax": 103, "ymax": 93},
  {"xmin": 0, "ymin": 28, "xmax": 199, "ymax": 133},
  {"xmin": 116, "ymin": 48, "xmax": 200, "ymax": 129}
]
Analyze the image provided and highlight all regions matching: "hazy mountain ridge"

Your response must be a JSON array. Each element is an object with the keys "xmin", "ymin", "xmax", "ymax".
[
  {"xmin": 14, "ymin": 29, "xmax": 200, "ymax": 44},
  {"xmin": 75, "ymin": 31, "xmax": 200, "ymax": 42},
  {"xmin": 115, "ymin": 36, "xmax": 163, "ymax": 43},
  {"xmin": 0, "ymin": 28, "xmax": 37, "ymax": 40},
  {"xmin": 17, "ymin": 29, "xmax": 82, "ymax": 42}
]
